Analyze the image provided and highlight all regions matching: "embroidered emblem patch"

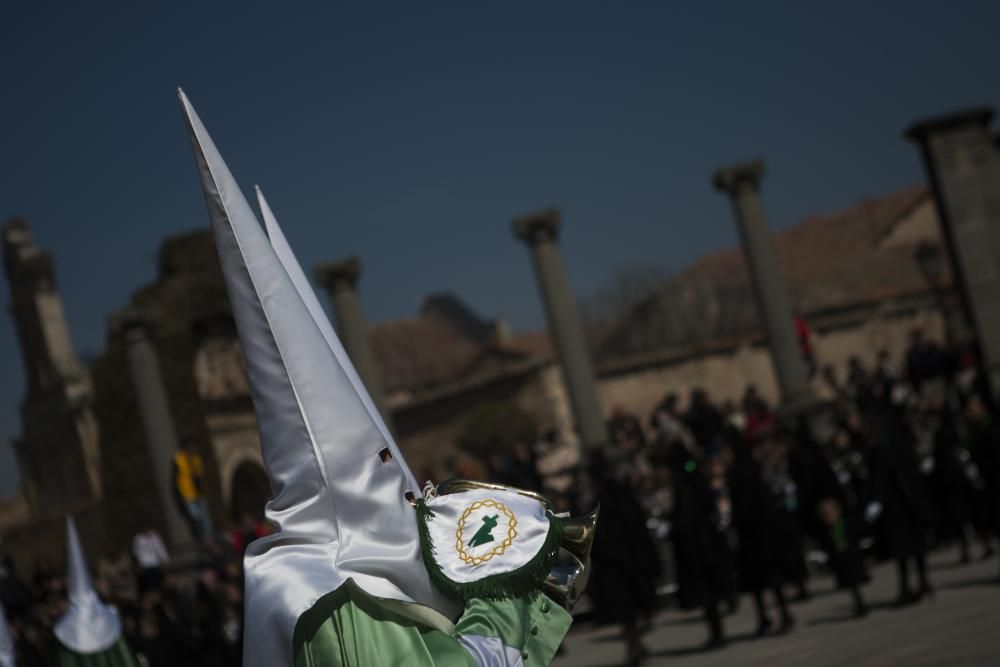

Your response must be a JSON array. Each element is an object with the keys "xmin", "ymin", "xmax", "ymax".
[
  {"xmin": 417, "ymin": 487, "xmax": 563, "ymax": 600},
  {"xmin": 455, "ymin": 499, "xmax": 518, "ymax": 566}
]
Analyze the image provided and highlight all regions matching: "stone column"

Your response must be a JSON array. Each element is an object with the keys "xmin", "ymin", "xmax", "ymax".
[
  {"xmin": 118, "ymin": 311, "xmax": 191, "ymax": 552},
  {"xmin": 314, "ymin": 257, "xmax": 391, "ymax": 426},
  {"xmin": 907, "ymin": 108, "xmax": 1000, "ymax": 397},
  {"xmin": 713, "ymin": 160, "xmax": 814, "ymax": 412},
  {"xmin": 513, "ymin": 209, "xmax": 608, "ymax": 450}
]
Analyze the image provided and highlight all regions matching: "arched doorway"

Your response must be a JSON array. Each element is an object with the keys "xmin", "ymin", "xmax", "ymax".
[{"xmin": 229, "ymin": 461, "xmax": 271, "ymax": 522}]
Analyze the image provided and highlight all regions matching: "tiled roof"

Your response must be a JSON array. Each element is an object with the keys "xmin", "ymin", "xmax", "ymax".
[
  {"xmin": 370, "ymin": 309, "xmax": 553, "ymax": 396},
  {"xmin": 370, "ymin": 314, "xmax": 484, "ymax": 393}
]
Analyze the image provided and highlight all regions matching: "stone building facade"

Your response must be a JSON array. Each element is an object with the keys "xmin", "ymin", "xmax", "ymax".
[
  {"xmin": 91, "ymin": 231, "xmax": 260, "ymax": 552},
  {"xmin": 1, "ymin": 183, "xmax": 952, "ymax": 564},
  {"xmin": 595, "ymin": 184, "xmax": 952, "ymax": 415},
  {"xmin": 2, "ymin": 220, "xmax": 101, "ymax": 518}
]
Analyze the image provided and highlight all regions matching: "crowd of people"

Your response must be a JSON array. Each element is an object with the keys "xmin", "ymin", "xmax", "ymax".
[
  {"xmin": 469, "ymin": 329, "xmax": 1000, "ymax": 665},
  {"xmin": 612, "ymin": 331, "xmax": 1000, "ymax": 656},
  {"xmin": 2, "ymin": 328, "xmax": 998, "ymax": 666},
  {"xmin": 0, "ymin": 512, "xmax": 271, "ymax": 665}
]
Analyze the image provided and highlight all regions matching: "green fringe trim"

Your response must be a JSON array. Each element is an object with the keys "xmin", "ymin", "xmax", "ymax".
[{"xmin": 415, "ymin": 498, "xmax": 564, "ymax": 602}]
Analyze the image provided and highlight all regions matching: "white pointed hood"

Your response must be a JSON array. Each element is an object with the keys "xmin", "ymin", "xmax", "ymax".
[
  {"xmin": 254, "ymin": 185, "xmax": 409, "ymax": 482},
  {"xmin": 53, "ymin": 517, "xmax": 121, "ymax": 654},
  {"xmin": 177, "ymin": 90, "xmax": 456, "ymax": 667},
  {"xmin": 0, "ymin": 601, "xmax": 14, "ymax": 667}
]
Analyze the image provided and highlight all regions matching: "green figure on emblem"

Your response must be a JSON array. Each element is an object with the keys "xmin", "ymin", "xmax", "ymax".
[{"xmin": 468, "ymin": 514, "xmax": 500, "ymax": 547}]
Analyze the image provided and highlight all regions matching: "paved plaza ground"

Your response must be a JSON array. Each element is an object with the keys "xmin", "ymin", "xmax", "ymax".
[{"xmin": 554, "ymin": 546, "xmax": 1000, "ymax": 666}]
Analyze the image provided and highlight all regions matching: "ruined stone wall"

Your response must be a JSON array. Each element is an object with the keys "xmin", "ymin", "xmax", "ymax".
[
  {"xmin": 597, "ymin": 302, "xmax": 947, "ymax": 422},
  {"xmin": 392, "ymin": 365, "xmax": 560, "ymax": 480},
  {"xmin": 16, "ymin": 386, "xmax": 98, "ymax": 516},
  {"xmin": 3, "ymin": 220, "xmax": 100, "ymax": 518},
  {"xmin": 92, "ymin": 232, "xmax": 235, "ymax": 552},
  {"xmin": 599, "ymin": 342, "xmax": 779, "ymax": 422},
  {"xmin": 809, "ymin": 305, "xmax": 946, "ymax": 381},
  {"xmin": 205, "ymin": 411, "xmax": 264, "ymax": 520},
  {"xmin": 91, "ymin": 336, "xmax": 167, "ymax": 554}
]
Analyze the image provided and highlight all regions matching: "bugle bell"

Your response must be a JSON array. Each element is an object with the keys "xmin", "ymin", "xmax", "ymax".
[{"xmin": 543, "ymin": 506, "xmax": 599, "ymax": 610}]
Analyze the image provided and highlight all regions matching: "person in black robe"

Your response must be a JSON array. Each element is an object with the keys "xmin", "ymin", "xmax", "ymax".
[
  {"xmin": 813, "ymin": 422, "xmax": 872, "ymax": 619},
  {"xmin": 489, "ymin": 439, "xmax": 543, "ymax": 492},
  {"xmin": 866, "ymin": 396, "xmax": 934, "ymax": 605},
  {"xmin": 905, "ymin": 328, "xmax": 949, "ymax": 391},
  {"xmin": 928, "ymin": 402, "xmax": 977, "ymax": 562},
  {"xmin": 966, "ymin": 395, "xmax": 1000, "ymax": 573},
  {"xmin": 586, "ymin": 454, "xmax": 661, "ymax": 666},
  {"xmin": 0, "ymin": 555, "xmax": 32, "ymax": 621},
  {"xmin": 816, "ymin": 497, "xmax": 869, "ymax": 617},
  {"xmin": 193, "ymin": 568, "xmax": 230, "ymax": 665},
  {"xmin": 730, "ymin": 436, "xmax": 797, "ymax": 635},
  {"xmin": 824, "ymin": 420, "xmax": 876, "ymax": 552},
  {"xmin": 608, "ymin": 406, "xmax": 648, "ymax": 451},
  {"xmin": 8, "ymin": 610, "xmax": 53, "ymax": 667},
  {"xmin": 666, "ymin": 444, "xmax": 734, "ymax": 649},
  {"xmin": 784, "ymin": 420, "xmax": 839, "ymax": 601},
  {"xmin": 684, "ymin": 389, "xmax": 723, "ymax": 452}
]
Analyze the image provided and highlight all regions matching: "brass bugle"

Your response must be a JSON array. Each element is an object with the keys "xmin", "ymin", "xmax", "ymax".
[
  {"xmin": 543, "ymin": 506, "xmax": 598, "ymax": 610},
  {"xmin": 559, "ymin": 505, "xmax": 599, "ymax": 569},
  {"xmin": 543, "ymin": 564, "xmax": 586, "ymax": 610},
  {"xmin": 436, "ymin": 478, "xmax": 554, "ymax": 510}
]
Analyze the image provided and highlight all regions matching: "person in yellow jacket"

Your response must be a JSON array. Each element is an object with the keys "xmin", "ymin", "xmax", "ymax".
[{"xmin": 173, "ymin": 439, "xmax": 213, "ymax": 541}]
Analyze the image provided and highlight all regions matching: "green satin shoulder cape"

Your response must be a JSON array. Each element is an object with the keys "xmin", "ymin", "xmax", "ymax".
[
  {"xmin": 56, "ymin": 639, "xmax": 137, "ymax": 667},
  {"xmin": 294, "ymin": 580, "xmax": 572, "ymax": 666}
]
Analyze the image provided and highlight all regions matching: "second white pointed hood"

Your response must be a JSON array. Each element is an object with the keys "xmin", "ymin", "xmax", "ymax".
[
  {"xmin": 254, "ymin": 185, "xmax": 410, "ymax": 483},
  {"xmin": 53, "ymin": 517, "xmax": 121, "ymax": 654},
  {"xmin": 177, "ymin": 90, "xmax": 457, "ymax": 667}
]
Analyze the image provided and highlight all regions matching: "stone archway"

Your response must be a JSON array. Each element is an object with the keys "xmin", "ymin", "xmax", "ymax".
[{"xmin": 229, "ymin": 461, "xmax": 270, "ymax": 522}]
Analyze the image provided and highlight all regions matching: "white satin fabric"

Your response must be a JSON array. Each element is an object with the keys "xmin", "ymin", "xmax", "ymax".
[
  {"xmin": 254, "ymin": 186, "xmax": 412, "ymax": 485},
  {"xmin": 177, "ymin": 90, "xmax": 458, "ymax": 667},
  {"xmin": 53, "ymin": 517, "xmax": 122, "ymax": 654},
  {"xmin": 458, "ymin": 636, "xmax": 525, "ymax": 667}
]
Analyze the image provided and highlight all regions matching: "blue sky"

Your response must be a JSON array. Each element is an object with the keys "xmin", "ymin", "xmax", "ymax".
[{"xmin": 2, "ymin": 2, "xmax": 999, "ymax": 495}]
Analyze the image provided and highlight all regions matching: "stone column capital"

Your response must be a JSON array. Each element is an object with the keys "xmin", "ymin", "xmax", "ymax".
[
  {"xmin": 315, "ymin": 256, "xmax": 362, "ymax": 291},
  {"xmin": 111, "ymin": 307, "xmax": 151, "ymax": 341},
  {"xmin": 315, "ymin": 255, "xmax": 391, "ymax": 426},
  {"xmin": 713, "ymin": 159, "xmax": 765, "ymax": 196},
  {"xmin": 512, "ymin": 208, "xmax": 561, "ymax": 245},
  {"xmin": 905, "ymin": 107, "xmax": 995, "ymax": 143}
]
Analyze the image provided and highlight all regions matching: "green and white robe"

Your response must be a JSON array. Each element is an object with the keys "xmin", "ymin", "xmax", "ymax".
[
  {"xmin": 294, "ymin": 582, "xmax": 570, "ymax": 667},
  {"xmin": 178, "ymin": 90, "xmax": 578, "ymax": 667}
]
